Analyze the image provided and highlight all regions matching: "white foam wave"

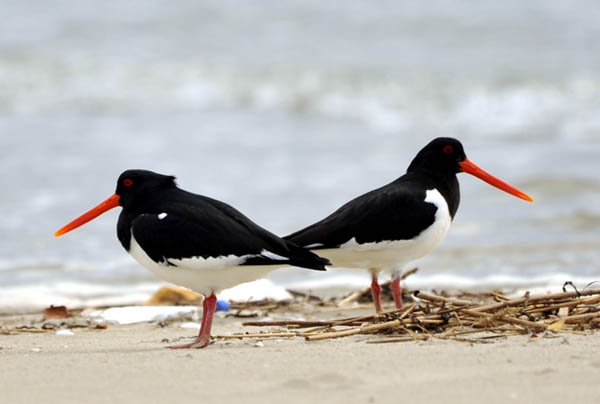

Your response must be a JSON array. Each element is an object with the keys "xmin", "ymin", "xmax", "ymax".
[
  {"xmin": 0, "ymin": 278, "xmax": 291, "ymax": 313},
  {"xmin": 0, "ymin": 282, "xmax": 161, "ymax": 314},
  {"xmin": 85, "ymin": 306, "xmax": 199, "ymax": 325},
  {"xmin": 1, "ymin": 269, "xmax": 598, "ymax": 314},
  {"xmin": 270, "ymin": 270, "xmax": 600, "ymax": 300},
  {"xmin": 2, "ymin": 57, "xmax": 599, "ymax": 140}
]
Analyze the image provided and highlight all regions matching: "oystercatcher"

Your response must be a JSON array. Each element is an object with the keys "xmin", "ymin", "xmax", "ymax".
[
  {"xmin": 284, "ymin": 137, "xmax": 533, "ymax": 312},
  {"xmin": 55, "ymin": 169, "xmax": 329, "ymax": 348}
]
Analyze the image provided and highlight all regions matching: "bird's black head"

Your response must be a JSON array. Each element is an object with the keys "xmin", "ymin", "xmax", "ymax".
[
  {"xmin": 54, "ymin": 169, "xmax": 178, "ymax": 237},
  {"xmin": 404, "ymin": 137, "xmax": 534, "ymax": 202},
  {"xmin": 407, "ymin": 137, "xmax": 466, "ymax": 175},
  {"xmin": 115, "ymin": 169, "xmax": 177, "ymax": 209}
]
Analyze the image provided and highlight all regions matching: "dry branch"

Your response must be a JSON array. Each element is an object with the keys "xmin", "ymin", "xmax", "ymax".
[
  {"xmin": 221, "ymin": 288, "xmax": 600, "ymax": 345},
  {"xmin": 471, "ymin": 289, "xmax": 600, "ymax": 313},
  {"xmin": 413, "ymin": 291, "xmax": 473, "ymax": 306}
]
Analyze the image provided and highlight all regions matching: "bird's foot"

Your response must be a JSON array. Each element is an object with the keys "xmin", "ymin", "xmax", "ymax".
[{"xmin": 168, "ymin": 336, "xmax": 211, "ymax": 349}]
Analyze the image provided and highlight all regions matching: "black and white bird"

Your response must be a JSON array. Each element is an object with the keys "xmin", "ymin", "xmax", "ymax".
[
  {"xmin": 55, "ymin": 169, "xmax": 329, "ymax": 348},
  {"xmin": 285, "ymin": 138, "xmax": 533, "ymax": 312}
]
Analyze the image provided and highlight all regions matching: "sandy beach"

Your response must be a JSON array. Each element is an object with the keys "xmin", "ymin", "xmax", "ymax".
[{"xmin": 2, "ymin": 304, "xmax": 599, "ymax": 404}]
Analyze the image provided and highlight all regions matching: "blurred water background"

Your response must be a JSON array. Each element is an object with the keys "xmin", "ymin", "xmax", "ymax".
[{"xmin": 2, "ymin": 1, "xmax": 600, "ymax": 312}]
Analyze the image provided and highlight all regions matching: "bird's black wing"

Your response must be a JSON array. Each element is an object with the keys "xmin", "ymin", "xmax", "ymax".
[
  {"xmin": 284, "ymin": 177, "xmax": 438, "ymax": 249},
  {"xmin": 131, "ymin": 195, "xmax": 328, "ymax": 270}
]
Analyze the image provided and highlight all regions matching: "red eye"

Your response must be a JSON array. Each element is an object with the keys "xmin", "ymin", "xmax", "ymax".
[
  {"xmin": 443, "ymin": 145, "xmax": 453, "ymax": 154},
  {"xmin": 123, "ymin": 178, "xmax": 133, "ymax": 187}
]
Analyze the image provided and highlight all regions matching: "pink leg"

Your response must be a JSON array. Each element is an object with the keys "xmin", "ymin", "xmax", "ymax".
[
  {"xmin": 391, "ymin": 276, "xmax": 403, "ymax": 309},
  {"xmin": 169, "ymin": 293, "xmax": 218, "ymax": 349},
  {"xmin": 370, "ymin": 273, "xmax": 382, "ymax": 313}
]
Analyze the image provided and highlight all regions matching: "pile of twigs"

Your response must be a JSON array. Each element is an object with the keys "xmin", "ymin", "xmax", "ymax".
[{"xmin": 217, "ymin": 286, "xmax": 600, "ymax": 344}]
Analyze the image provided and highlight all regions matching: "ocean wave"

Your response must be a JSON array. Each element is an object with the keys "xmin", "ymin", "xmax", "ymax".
[
  {"xmin": 2, "ymin": 58, "xmax": 600, "ymax": 139},
  {"xmin": 2, "ymin": 270, "xmax": 598, "ymax": 314}
]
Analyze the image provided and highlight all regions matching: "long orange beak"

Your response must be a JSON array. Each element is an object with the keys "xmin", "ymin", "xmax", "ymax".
[
  {"xmin": 458, "ymin": 159, "xmax": 534, "ymax": 202},
  {"xmin": 54, "ymin": 194, "xmax": 121, "ymax": 237}
]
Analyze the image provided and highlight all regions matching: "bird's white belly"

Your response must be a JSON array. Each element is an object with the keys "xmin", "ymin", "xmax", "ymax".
[
  {"xmin": 318, "ymin": 189, "xmax": 452, "ymax": 273},
  {"xmin": 128, "ymin": 235, "xmax": 281, "ymax": 296}
]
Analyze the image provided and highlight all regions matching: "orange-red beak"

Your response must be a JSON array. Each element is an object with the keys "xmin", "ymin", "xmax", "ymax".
[
  {"xmin": 54, "ymin": 194, "xmax": 121, "ymax": 237},
  {"xmin": 459, "ymin": 159, "xmax": 533, "ymax": 202}
]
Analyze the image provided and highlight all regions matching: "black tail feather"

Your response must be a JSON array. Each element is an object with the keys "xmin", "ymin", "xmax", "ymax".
[
  {"xmin": 284, "ymin": 241, "xmax": 330, "ymax": 271},
  {"xmin": 241, "ymin": 242, "xmax": 330, "ymax": 271}
]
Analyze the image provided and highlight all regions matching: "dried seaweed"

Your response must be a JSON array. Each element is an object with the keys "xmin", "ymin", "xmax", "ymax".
[{"xmin": 219, "ymin": 284, "xmax": 600, "ymax": 344}]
